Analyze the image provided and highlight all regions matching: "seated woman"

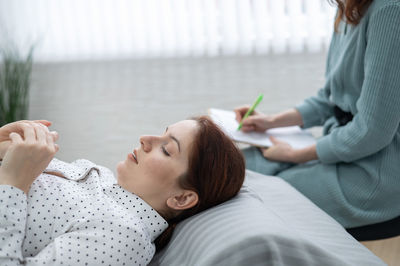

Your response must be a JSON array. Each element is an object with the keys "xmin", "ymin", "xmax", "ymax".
[
  {"xmin": 0, "ymin": 116, "xmax": 245, "ymax": 265},
  {"xmin": 234, "ymin": 0, "xmax": 400, "ymax": 231}
]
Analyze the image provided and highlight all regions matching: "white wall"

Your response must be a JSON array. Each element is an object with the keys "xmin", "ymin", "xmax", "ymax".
[{"xmin": 0, "ymin": 0, "xmax": 336, "ymax": 62}]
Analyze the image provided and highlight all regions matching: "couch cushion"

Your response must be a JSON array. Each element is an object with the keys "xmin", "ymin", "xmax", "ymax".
[{"xmin": 150, "ymin": 170, "xmax": 384, "ymax": 266}]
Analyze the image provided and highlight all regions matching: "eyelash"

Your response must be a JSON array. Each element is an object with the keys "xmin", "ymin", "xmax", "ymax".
[{"xmin": 162, "ymin": 146, "xmax": 170, "ymax": 156}]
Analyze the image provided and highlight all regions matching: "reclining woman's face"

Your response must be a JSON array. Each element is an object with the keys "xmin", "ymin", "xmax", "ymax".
[{"xmin": 116, "ymin": 120, "xmax": 199, "ymax": 216}]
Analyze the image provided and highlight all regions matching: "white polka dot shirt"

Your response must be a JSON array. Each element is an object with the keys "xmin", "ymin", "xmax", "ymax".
[{"xmin": 0, "ymin": 158, "xmax": 168, "ymax": 266}]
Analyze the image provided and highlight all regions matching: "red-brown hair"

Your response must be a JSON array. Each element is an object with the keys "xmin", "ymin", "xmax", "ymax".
[
  {"xmin": 155, "ymin": 116, "xmax": 245, "ymax": 250},
  {"xmin": 329, "ymin": 0, "xmax": 374, "ymax": 32}
]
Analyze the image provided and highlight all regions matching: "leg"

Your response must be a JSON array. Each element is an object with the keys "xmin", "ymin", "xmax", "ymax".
[
  {"xmin": 277, "ymin": 162, "xmax": 384, "ymax": 228},
  {"xmin": 241, "ymin": 146, "xmax": 294, "ymax": 176}
]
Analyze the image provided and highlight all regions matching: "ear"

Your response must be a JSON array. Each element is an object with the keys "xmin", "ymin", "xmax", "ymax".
[{"xmin": 166, "ymin": 190, "xmax": 199, "ymax": 211}]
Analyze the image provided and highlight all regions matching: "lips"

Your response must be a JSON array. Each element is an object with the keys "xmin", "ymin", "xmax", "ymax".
[{"xmin": 131, "ymin": 149, "xmax": 138, "ymax": 164}]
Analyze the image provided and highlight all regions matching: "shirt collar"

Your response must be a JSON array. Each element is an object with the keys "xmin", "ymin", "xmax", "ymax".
[
  {"xmin": 103, "ymin": 184, "xmax": 168, "ymax": 242},
  {"xmin": 44, "ymin": 158, "xmax": 98, "ymax": 180}
]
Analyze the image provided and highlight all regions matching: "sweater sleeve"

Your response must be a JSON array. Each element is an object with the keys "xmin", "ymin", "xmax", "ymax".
[
  {"xmin": 316, "ymin": 4, "xmax": 400, "ymax": 164},
  {"xmin": 295, "ymin": 85, "xmax": 335, "ymax": 129}
]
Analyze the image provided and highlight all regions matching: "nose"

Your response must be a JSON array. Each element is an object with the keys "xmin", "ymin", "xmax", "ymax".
[{"xmin": 139, "ymin": 135, "xmax": 159, "ymax": 152}]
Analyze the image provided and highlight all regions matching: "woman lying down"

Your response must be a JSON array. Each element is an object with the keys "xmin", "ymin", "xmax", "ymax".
[{"xmin": 0, "ymin": 116, "xmax": 245, "ymax": 266}]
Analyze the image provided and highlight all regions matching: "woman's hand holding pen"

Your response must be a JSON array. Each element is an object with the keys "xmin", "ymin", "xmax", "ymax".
[
  {"xmin": 234, "ymin": 107, "xmax": 304, "ymax": 133},
  {"xmin": 234, "ymin": 105, "xmax": 277, "ymax": 132},
  {"xmin": 0, "ymin": 121, "xmax": 59, "ymax": 194},
  {"xmin": 234, "ymin": 106, "xmax": 317, "ymax": 163}
]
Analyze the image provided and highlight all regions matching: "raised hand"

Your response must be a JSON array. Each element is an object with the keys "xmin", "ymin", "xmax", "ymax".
[
  {"xmin": 0, "ymin": 122, "xmax": 59, "ymax": 194},
  {"xmin": 0, "ymin": 120, "xmax": 55, "ymax": 159}
]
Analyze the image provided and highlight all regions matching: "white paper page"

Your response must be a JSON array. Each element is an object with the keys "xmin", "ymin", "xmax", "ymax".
[{"xmin": 209, "ymin": 108, "xmax": 316, "ymax": 149}]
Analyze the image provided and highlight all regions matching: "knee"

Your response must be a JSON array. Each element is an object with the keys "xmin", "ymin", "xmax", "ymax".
[{"xmin": 241, "ymin": 146, "xmax": 264, "ymax": 172}]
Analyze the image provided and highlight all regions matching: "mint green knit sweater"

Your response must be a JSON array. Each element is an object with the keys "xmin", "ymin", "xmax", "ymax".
[
  {"xmin": 244, "ymin": 0, "xmax": 400, "ymax": 227},
  {"xmin": 297, "ymin": 0, "xmax": 400, "ymax": 227}
]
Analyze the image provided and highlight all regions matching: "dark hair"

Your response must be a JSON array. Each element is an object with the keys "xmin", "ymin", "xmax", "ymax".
[
  {"xmin": 155, "ymin": 115, "xmax": 246, "ymax": 250},
  {"xmin": 328, "ymin": 0, "xmax": 373, "ymax": 32}
]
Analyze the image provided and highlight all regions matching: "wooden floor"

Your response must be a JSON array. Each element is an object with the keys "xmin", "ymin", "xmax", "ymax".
[{"xmin": 362, "ymin": 236, "xmax": 400, "ymax": 266}]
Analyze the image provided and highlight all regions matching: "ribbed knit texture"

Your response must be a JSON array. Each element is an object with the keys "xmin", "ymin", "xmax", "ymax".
[{"xmin": 245, "ymin": 0, "xmax": 400, "ymax": 228}]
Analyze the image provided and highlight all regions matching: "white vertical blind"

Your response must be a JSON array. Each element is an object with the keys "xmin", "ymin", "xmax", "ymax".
[
  {"xmin": 288, "ymin": 0, "xmax": 306, "ymax": 53},
  {"xmin": 219, "ymin": 0, "xmax": 239, "ymax": 55},
  {"xmin": 203, "ymin": 0, "xmax": 219, "ymax": 57},
  {"xmin": 253, "ymin": 0, "xmax": 272, "ymax": 54},
  {"xmin": 0, "ymin": 0, "xmax": 336, "ymax": 62},
  {"xmin": 174, "ymin": 0, "xmax": 191, "ymax": 57},
  {"xmin": 236, "ymin": 0, "xmax": 254, "ymax": 55},
  {"xmin": 270, "ymin": 1, "xmax": 288, "ymax": 54}
]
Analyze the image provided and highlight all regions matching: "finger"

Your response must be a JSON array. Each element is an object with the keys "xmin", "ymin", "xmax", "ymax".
[
  {"xmin": 34, "ymin": 120, "xmax": 52, "ymax": 127},
  {"xmin": 269, "ymin": 136, "xmax": 280, "ymax": 145},
  {"xmin": 270, "ymin": 136, "xmax": 286, "ymax": 145},
  {"xmin": 262, "ymin": 148, "xmax": 276, "ymax": 160},
  {"xmin": 241, "ymin": 125, "xmax": 255, "ymax": 132},
  {"xmin": 234, "ymin": 106, "xmax": 250, "ymax": 122},
  {"xmin": 50, "ymin": 131, "xmax": 59, "ymax": 141},
  {"xmin": 21, "ymin": 123, "xmax": 36, "ymax": 143},
  {"xmin": 235, "ymin": 111, "xmax": 242, "ymax": 123},
  {"xmin": 241, "ymin": 115, "xmax": 255, "ymax": 126},
  {"xmin": 37, "ymin": 122, "xmax": 50, "ymax": 131},
  {"xmin": 9, "ymin": 132, "xmax": 23, "ymax": 143},
  {"xmin": 241, "ymin": 116, "xmax": 259, "ymax": 131},
  {"xmin": 35, "ymin": 124, "xmax": 47, "ymax": 145},
  {"xmin": 28, "ymin": 121, "xmax": 49, "ymax": 132},
  {"xmin": 46, "ymin": 132, "xmax": 59, "ymax": 154},
  {"xmin": 260, "ymin": 147, "xmax": 270, "ymax": 157},
  {"xmin": 234, "ymin": 105, "xmax": 250, "ymax": 113},
  {"xmin": 37, "ymin": 124, "xmax": 52, "ymax": 141},
  {"xmin": 235, "ymin": 109, "xmax": 246, "ymax": 122},
  {"xmin": 269, "ymin": 136, "xmax": 287, "ymax": 146},
  {"xmin": 46, "ymin": 131, "xmax": 55, "ymax": 147}
]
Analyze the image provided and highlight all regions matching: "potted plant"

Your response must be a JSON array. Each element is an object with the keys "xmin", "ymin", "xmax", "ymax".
[{"xmin": 0, "ymin": 47, "xmax": 34, "ymax": 126}]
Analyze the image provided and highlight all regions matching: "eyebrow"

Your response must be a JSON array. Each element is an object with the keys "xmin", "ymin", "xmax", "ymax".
[
  {"xmin": 166, "ymin": 127, "xmax": 181, "ymax": 152},
  {"xmin": 170, "ymin": 135, "xmax": 181, "ymax": 152}
]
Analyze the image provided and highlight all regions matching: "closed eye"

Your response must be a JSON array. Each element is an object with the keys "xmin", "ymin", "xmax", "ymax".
[{"xmin": 162, "ymin": 146, "xmax": 170, "ymax": 156}]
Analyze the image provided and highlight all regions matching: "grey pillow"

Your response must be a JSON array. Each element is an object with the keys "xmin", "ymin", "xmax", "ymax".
[{"xmin": 150, "ymin": 170, "xmax": 384, "ymax": 266}]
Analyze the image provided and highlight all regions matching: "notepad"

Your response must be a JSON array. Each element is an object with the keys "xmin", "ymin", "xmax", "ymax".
[{"xmin": 209, "ymin": 108, "xmax": 316, "ymax": 149}]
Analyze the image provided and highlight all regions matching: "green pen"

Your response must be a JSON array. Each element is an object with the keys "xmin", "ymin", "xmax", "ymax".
[{"xmin": 237, "ymin": 94, "xmax": 264, "ymax": 131}]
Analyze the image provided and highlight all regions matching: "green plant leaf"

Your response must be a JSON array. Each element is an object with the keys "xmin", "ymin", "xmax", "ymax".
[{"xmin": 0, "ymin": 46, "xmax": 33, "ymax": 126}]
